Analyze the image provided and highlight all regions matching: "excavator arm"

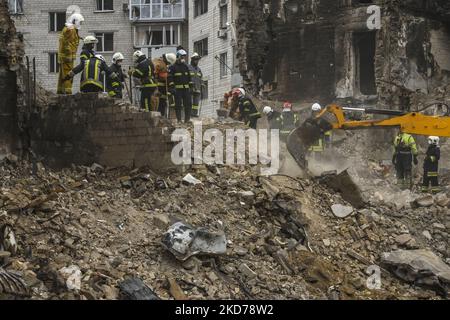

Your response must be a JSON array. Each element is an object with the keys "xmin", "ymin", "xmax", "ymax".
[{"xmin": 287, "ymin": 103, "xmax": 450, "ymax": 168}]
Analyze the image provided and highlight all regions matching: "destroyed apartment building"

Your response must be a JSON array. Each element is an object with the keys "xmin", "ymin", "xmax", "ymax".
[
  {"xmin": 0, "ymin": 0, "xmax": 450, "ymax": 302},
  {"xmin": 236, "ymin": 0, "xmax": 450, "ymax": 110}
]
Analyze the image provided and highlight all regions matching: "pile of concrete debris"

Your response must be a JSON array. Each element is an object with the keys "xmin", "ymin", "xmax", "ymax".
[{"xmin": 0, "ymin": 149, "xmax": 448, "ymax": 300}]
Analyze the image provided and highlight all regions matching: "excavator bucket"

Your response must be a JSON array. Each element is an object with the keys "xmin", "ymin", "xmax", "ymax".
[{"xmin": 287, "ymin": 117, "xmax": 334, "ymax": 168}]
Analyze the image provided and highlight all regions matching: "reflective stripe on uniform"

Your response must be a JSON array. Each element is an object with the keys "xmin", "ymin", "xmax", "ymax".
[
  {"xmin": 427, "ymin": 172, "xmax": 438, "ymax": 177},
  {"xmin": 175, "ymin": 84, "xmax": 190, "ymax": 89},
  {"xmin": 192, "ymin": 105, "xmax": 200, "ymax": 110}
]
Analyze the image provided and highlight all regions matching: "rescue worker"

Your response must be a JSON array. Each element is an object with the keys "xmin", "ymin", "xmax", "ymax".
[
  {"xmin": 237, "ymin": 88, "xmax": 261, "ymax": 129},
  {"xmin": 188, "ymin": 53, "xmax": 203, "ymax": 117},
  {"xmin": 168, "ymin": 49, "xmax": 193, "ymax": 123},
  {"xmin": 393, "ymin": 131, "xmax": 418, "ymax": 190},
  {"xmin": 80, "ymin": 35, "xmax": 98, "ymax": 63},
  {"xmin": 152, "ymin": 53, "xmax": 177, "ymax": 116},
  {"xmin": 57, "ymin": 12, "xmax": 84, "ymax": 94},
  {"xmin": 262, "ymin": 106, "xmax": 282, "ymax": 131},
  {"xmin": 422, "ymin": 136, "xmax": 441, "ymax": 193},
  {"xmin": 66, "ymin": 54, "xmax": 117, "ymax": 93},
  {"xmin": 130, "ymin": 51, "xmax": 158, "ymax": 112},
  {"xmin": 279, "ymin": 102, "xmax": 300, "ymax": 141},
  {"xmin": 308, "ymin": 103, "xmax": 326, "ymax": 156},
  {"xmin": 107, "ymin": 53, "xmax": 126, "ymax": 99}
]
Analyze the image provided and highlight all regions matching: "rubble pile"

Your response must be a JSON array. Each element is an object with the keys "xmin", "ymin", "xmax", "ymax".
[{"xmin": 0, "ymin": 142, "xmax": 448, "ymax": 300}]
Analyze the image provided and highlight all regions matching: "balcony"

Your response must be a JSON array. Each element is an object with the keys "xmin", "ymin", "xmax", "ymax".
[{"xmin": 130, "ymin": 0, "xmax": 185, "ymax": 22}]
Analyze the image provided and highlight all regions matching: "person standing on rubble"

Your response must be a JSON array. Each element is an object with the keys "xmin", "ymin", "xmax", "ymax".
[
  {"xmin": 57, "ymin": 12, "xmax": 84, "ymax": 94},
  {"xmin": 152, "ymin": 53, "xmax": 177, "ymax": 116},
  {"xmin": 188, "ymin": 53, "xmax": 204, "ymax": 118},
  {"xmin": 279, "ymin": 102, "xmax": 300, "ymax": 141},
  {"xmin": 66, "ymin": 55, "xmax": 118, "ymax": 94},
  {"xmin": 107, "ymin": 53, "xmax": 126, "ymax": 99},
  {"xmin": 129, "ymin": 51, "xmax": 158, "ymax": 112},
  {"xmin": 392, "ymin": 130, "xmax": 418, "ymax": 190},
  {"xmin": 308, "ymin": 103, "xmax": 327, "ymax": 157},
  {"xmin": 168, "ymin": 49, "xmax": 193, "ymax": 123},
  {"xmin": 422, "ymin": 136, "xmax": 441, "ymax": 193},
  {"xmin": 263, "ymin": 106, "xmax": 282, "ymax": 131},
  {"xmin": 237, "ymin": 88, "xmax": 261, "ymax": 129}
]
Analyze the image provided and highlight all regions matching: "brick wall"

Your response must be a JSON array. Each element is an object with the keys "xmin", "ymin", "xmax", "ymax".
[{"xmin": 30, "ymin": 94, "xmax": 176, "ymax": 170}]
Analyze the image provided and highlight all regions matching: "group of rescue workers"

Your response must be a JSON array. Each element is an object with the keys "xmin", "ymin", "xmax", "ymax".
[
  {"xmin": 57, "ymin": 12, "xmax": 204, "ymax": 123},
  {"xmin": 56, "ymin": 11, "xmax": 442, "ymax": 193}
]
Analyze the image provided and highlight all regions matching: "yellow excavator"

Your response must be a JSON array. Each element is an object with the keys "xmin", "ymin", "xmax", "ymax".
[{"xmin": 287, "ymin": 102, "xmax": 450, "ymax": 168}]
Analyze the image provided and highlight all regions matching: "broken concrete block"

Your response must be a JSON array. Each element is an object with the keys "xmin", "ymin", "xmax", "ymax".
[
  {"xmin": 432, "ymin": 223, "xmax": 446, "ymax": 230},
  {"xmin": 395, "ymin": 234, "xmax": 417, "ymax": 248},
  {"xmin": 319, "ymin": 170, "xmax": 365, "ymax": 209},
  {"xmin": 422, "ymin": 230, "xmax": 432, "ymax": 241},
  {"xmin": 153, "ymin": 213, "xmax": 170, "ymax": 230},
  {"xmin": 413, "ymin": 195, "xmax": 434, "ymax": 207},
  {"xmin": 435, "ymin": 194, "xmax": 450, "ymax": 207},
  {"xmin": 238, "ymin": 191, "xmax": 255, "ymax": 199},
  {"xmin": 381, "ymin": 249, "xmax": 450, "ymax": 295},
  {"xmin": 58, "ymin": 265, "xmax": 82, "ymax": 291},
  {"xmin": 238, "ymin": 263, "xmax": 257, "ymax": 279},
  {"xmin": 323, "ymin": 239, "xmax": 331, "ymax": 247},
  {"xmin": 182, "ymin": 174, "xmax": 202, "ymax": 186},
  {"xmin": 331, "ymin": 204, "xmax": 354, "ymax": 218}
]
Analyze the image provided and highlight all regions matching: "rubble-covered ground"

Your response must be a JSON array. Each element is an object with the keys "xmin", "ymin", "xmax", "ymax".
[{"xmin": 0, "ymin": 121, "xmax": 449, "ymax": 300}]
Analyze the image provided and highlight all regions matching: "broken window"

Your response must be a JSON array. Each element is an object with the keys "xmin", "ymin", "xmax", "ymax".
[
  {"xmin": 194, "ymin": 0, "xmax": 208, "ymax": 17},
  {"xmin": 135, "ymin": 24, "xmax": 180, "ymax": 47},
  {"xmin": 49, "ymin": 12, "xmax": 66, "ymax": 32},
  {"xmin": 49, "ymin": 53, "xmax": 59, "ymax": 73},
  {"xmin": 8, "ymin": 0, "xmax": 23, "ymax": 14},
  {"xmin": 354, "ymin": 32, "xmax": 377, "ymax": 95},
  {"xmin": 96, "ymin": 0, "xmax": 114, "ymax": 11},
  {"xmin": 95, "ymin": 33, "xmax": 114, "ymax": 52},
  {"xmin": 194, "ymin": 38, "xmax": 208, "ymax": 57}
]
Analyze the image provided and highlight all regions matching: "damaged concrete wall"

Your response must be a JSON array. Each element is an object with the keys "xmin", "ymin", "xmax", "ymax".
[
  {"xmin": 0, "ymin": 0, "xmax": 24, "ymax": 158},
  {"xmin": 237, "ymin": 0, "xmax": 450, "ymax": 109},
  {"xmin": 30, "ymin": 95, "xmax": 176, "ymax": 170}
]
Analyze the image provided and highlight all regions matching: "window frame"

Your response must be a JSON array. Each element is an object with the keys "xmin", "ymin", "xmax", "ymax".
[
  {"xmin": 49, "ymin": 52, "xmax": 59, "ymax": 73},
  {"xmin": 194, "ymin": 0, "xmax": 208, "ymax": 18},
  {"xmin": 193, "ymin": 37, "xmax": 209, "ymax": 57},
  {"xmin": 201, "ymin": 80, "xmax": 208, "ymax": 101},
  {"xmin": 219, "ymin": 52, "xmax": 228, "ymax": 78},
  {"xmin": 8, "ymin": 0, "xmax": 24, "ymax": 15},
  {"xmin": 95, "ymin": 0, "xmax": 114, "ymax": 12},
  {"xmin": 49, "ymin": 12, "xmax": 67, "ymax": 32},
  {"xmin": 219, "ymin": 3, "xmax": 228, "ymax": 29},
  {"xmin": 95, "ymin": 32, "xmax": 115, "ymax": 53}
]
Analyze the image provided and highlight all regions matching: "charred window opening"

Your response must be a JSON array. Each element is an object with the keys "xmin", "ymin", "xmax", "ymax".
[
  {"xmin": 354, "ymin": 32, "xmax": 377, "ymax": 96},
  {"xmin": 352, "ymin": 0, "xmax": 374, "ymax": 4}
]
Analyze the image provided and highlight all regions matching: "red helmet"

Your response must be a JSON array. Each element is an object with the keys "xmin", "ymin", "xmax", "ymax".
[{"xmin": 283, "ymin": 102, "xmax": 293, "ymax": 109}]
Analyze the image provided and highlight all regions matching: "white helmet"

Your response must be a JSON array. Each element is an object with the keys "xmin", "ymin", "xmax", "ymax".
[
  {"xmin": 312, "ymin": 103, "xmax": 322, "ymax": 112},
  {"xmin": 428, "ymin": 136, "xmax": 440, "ymax": 145},
  {"xmin": 191, "ymin": 52, "xmax": 201, "ymax": 60},
  {"xmin": 164, "ymin": 53, "xmax": 177, "ymax": 65},
  {"xmin": 95, "ymin": 54, "xmax": 105, "ymax": 62},
  {"xmin": 238, "ymin": 88, "xmax": 246, "ymax": 97},
  {"xmin": 133, "ymin": 50, "xmax": 145, "ymax": 62},
  {"xmin": 112, "ymin": 52, "xmax": 124, "ymax": 64},
  {"xmin": 263, "ymin": 106, "xmax": 273, "ymax": 115},
  {"xmin": 67, "ymin": 13, "xmax": 84, "ymax": 30},
  {"xmin": 84, "ymin": 35, "xmax": 98, "ymax": 45},
  {"xmin": 177, "ymin": 49, "xmax": 187, "ymax": 57}
]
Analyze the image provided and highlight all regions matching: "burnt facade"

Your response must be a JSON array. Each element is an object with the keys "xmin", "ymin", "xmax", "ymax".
[{"xmin": 236, "ymin": 0, "xmax": 450, "ymax": 109}]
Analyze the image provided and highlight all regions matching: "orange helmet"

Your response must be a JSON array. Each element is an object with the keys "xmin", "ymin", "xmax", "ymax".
[{"xmin": 283, "ymin": 102, "xmax": 292, "ymax": 109}]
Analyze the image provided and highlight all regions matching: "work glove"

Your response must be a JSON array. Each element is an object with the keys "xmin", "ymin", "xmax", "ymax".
[
  {"xmin": 169, "ymin": 87, "xmax": 176, "ymax": 95},
  {"xmin": 413, "ymin": 155, "xmax": 418, "ymax": 165},
  {"xmin": 63, "ymin": 71, "xmax": 74, "ymax": 81}
]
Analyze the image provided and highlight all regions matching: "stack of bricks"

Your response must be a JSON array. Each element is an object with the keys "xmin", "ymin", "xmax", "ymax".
[{"xmin": 30, "ymin": 93, "xmax": 176, "ymax": 170}]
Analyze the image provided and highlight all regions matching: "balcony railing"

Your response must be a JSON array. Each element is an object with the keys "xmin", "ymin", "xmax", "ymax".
[{"xmin": 130, "ymin": 0, "xmax": 185, "ymax": 21}]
